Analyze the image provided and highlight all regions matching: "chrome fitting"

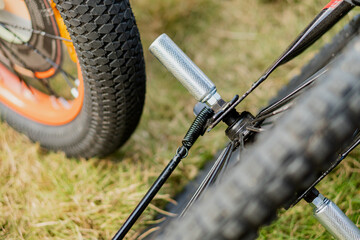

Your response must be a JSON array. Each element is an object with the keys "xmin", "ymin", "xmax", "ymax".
[{"xmin": 310, "ymin": 193, "xmax": 360, "ymax": 240}]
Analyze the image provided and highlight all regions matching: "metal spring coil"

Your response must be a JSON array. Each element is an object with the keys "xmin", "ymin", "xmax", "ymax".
[{"xmin": 182, "ymin": 107, "xmax": 214, "ymax": 149}]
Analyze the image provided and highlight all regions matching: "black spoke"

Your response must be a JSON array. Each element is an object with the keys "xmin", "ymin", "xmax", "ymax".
[
  {"xmin": 0, "ymin": 60, "xmax": 33, "ymax": 93},
  {"xmin": 180, "ymin": 142, "xmax": 235, "ymax": 217},
  {"xmin": 209, "ymin": 65, "xmax": 329, "ymax": 129},
  {"xmin": 24, "ymin": 42, "xmax": 77, "ymax": 84},
  {"xmin": 0, "ymin": 22, "xmax": 78, "ymax": 97},
  {"xmin": 0, "ymin": 39, "xmax": 55, "ymax": 95},
  {"xmin": 0, "ymin": 39, "xmax": 35, "ymax": 91},
  {"xmin": 256, "ymin": 68, "xmax": 328, "ymax": 119},
  {"xmin": 38, "ymin": 77, "xmax": 59, "ymax": 97},
  {"xmin": 252, "ymin": 103, "xmax": 293, "ymax": 124},
  {"xmin": 0, "ymin": 21, "xmax": 72, "ymax": 42},
  {"xmin": 246, "ymin": 126, "xmax": 266, "ymax": 133},
  {"xmin": 215, "ymin": 145, "xmax": 234, "ymax": 183},
  {"xmin": 0, "ymin": 22, "xmax": 76, "ymax": 81},
  {"xmin": 0, "ymin": 38, "xmax": 31, "ymax": 71}
]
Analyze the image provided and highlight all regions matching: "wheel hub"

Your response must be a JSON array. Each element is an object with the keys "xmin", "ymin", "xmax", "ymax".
[{"xmin": 225, "ymin": 111, "xmax": 255, "ymax": 143}]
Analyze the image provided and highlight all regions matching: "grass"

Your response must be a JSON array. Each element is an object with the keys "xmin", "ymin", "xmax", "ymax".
[{"xmin": 0, "ymin": 0, "xmax": 359, "ymax": 239}]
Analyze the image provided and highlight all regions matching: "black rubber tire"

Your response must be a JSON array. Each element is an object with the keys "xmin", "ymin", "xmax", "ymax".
[
  {"xmin": 265, "ymin": 14, "xmax": 360, "ymax": 208},
  {"xmin": 0, "ymin": 0, "xmax": 146, "ymax": 158},
  {"xmin": 154, "ymin": 36, "xmax": 360, "ymax": 239}
]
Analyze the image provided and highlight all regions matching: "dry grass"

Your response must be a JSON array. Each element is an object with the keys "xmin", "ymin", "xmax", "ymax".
[{"xmin": 0, "ymin": 0, "xmax": 359, "ymax": 239}]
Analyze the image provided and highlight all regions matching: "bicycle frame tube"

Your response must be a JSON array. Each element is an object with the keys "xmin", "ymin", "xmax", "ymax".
[
  {"xmin": 258, "ymin": 0, "xmax": 355, "ymax": 89},
  {"xmin": 271, "ymin": 0, "xmax": 355, "ymax": 70}
]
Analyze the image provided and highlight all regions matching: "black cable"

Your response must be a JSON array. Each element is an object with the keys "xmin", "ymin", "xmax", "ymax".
[{"xmin": 113, "ymin": 106, "xmax": 214, "ymax": 240}]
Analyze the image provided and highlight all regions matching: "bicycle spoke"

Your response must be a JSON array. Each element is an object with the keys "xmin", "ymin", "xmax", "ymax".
[
  {"xmin": 180, "ymin": 142, "xmax": 235, "ymax": 217},
  {"xmin": 0, "ymin": 59, "xmax": 34, "ymax": 92},
  {"xmin": 249, "ymin": 67, "xmax": 329, "ymax": 130},
  {"xmin": 0, "ymin": 22, "xmax": 78, "ymax": 97},
  {"xmin": 0, "ymin": 21, "xmax": 72, "ymax": 42},
  {"xmin": 246, "ymin": 126, "xmax": 266, "ymax": 133},
  {"xmin": 0, "ymin": 39, "xmax": 55, "ymax": 95},
  {"xmin": 1, "ymin": 22, "xmax": 76, "ymax": 80},
  {"xmin": 37, "ymin": 77, "xmax": 59, "ymax": 97},
  {"xmin": 60, "ymin": 71, "xmax": 78, "ymax": 98},
  {"xmin": 216, "ymin": 136, "xmax": 245, "ymax": 183},
  {"xmin": 0, "ymin": 39, "xmax": 35, "ymax": 91},
  {"xmin": 256, "ymin": 68, "xmax": 328, "ymax": 119},
  {"xmin": 0, "ymin": 42, "xmax": 58, "ymax": 98},
  {"xmin": 29, "ymin": 43, "xmax": 79, "ymax": 98},
  {"xmin": 25, "ymin": 42, "xmax": 77, "ymax": 83},
  {"xmin": 252, "ymin": 103, "xmax": 293, "ymax": 124},
  {"xmin": 0, "ymin": 38, "xmax": 32, "ymax": 72}
]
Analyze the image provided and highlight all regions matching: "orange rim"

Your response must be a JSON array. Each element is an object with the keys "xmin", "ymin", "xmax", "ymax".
[
  {"xmin": 0, "ymin": 0, "xmax": 84, "ymax": 126},
  {"xmin": 0, "ymin": 62, "xmax": 84, "ymax": 125}
]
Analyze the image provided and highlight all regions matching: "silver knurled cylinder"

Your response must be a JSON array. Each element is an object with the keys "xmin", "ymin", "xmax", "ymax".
[
  {"xmin": 149, "ymin": 33, "xmax": 217, "ymax": 103},
  {"xmin": 311, "ymin": 194, "xmax": 360, "ymax": 240}
]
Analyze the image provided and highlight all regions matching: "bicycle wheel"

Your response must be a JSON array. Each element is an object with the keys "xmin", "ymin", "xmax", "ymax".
[
  {"xmin": 142, "ymin": 14, "xmax": 360, "ymax": 239},
  {"xmin": 153, "ymin": 30, "xmax": 360, "ymax": 240},
  {"xmin": 0, "ymin": 0, "xmax": 145, "ymax": 158}
]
